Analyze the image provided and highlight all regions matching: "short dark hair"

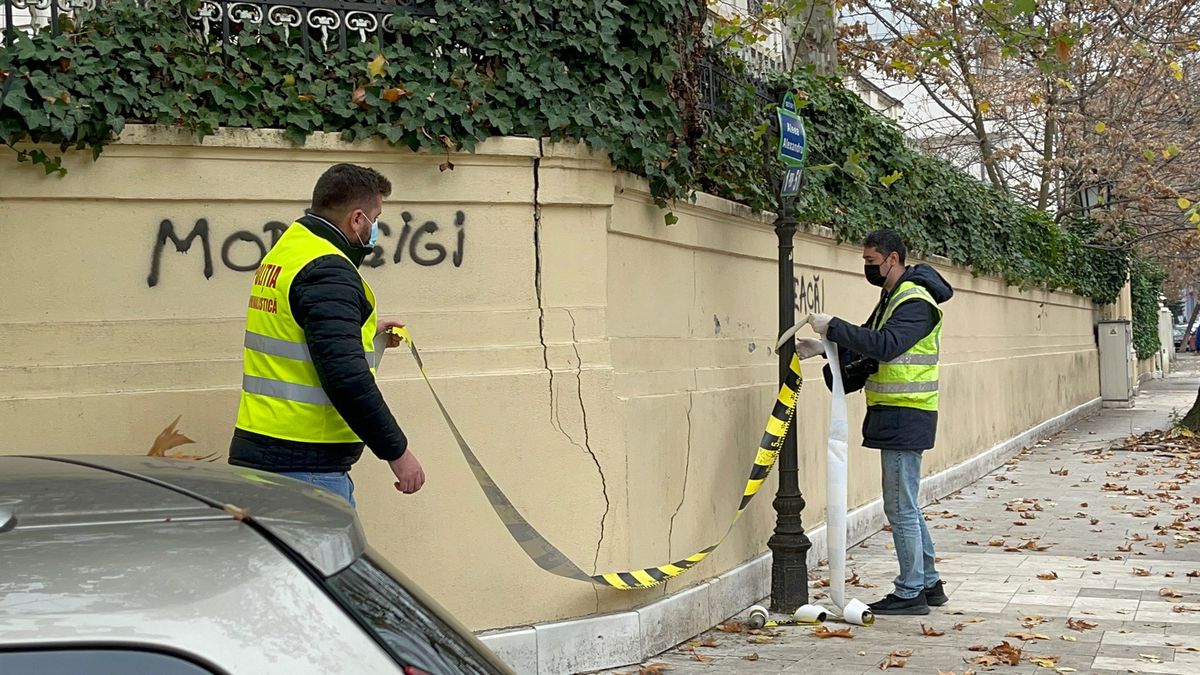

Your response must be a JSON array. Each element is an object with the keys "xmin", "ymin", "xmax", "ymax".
[
  {"xmin": 863, "ymin": 229, "xmax": 906, "ymax": 264},
  {"xmin": 311, "ymin": 164, "xmax": 392, "ymax": 218}
]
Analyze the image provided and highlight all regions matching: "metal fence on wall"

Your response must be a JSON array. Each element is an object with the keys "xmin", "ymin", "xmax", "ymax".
[
  {"xmin": 2, "ymin": 0, "xmax": 437, "ymax": 52},
  {"xmin": 2, "ymin": 0, "xmax": 777, "ymax": 121}
]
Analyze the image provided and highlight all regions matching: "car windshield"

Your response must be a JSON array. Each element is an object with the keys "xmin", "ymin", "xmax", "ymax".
[{"xmin": 325, "ymin": 554, "xmax": 506, "ymax": 675}]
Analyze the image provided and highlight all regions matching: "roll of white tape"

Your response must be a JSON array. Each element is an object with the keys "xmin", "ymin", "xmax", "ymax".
[
  {"xmin": 746, "ymin": 604, "xmax": 769, "ymax": 630},
  {"xmin": 793, "ymin": 604, "xmax": 829, "ymax": 624},
  {"xmin": 841, "ymin": 598, "xmax": 875, "ymax": 626}
]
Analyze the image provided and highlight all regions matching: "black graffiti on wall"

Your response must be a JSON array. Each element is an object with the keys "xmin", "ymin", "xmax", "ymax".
[
  {"xmin": 147, "ymin": 211, "xmax": 467, "ymax": 287},
  {"xmin": 794, "ymin": 273, "xmax": 825, "ymax": 315}
]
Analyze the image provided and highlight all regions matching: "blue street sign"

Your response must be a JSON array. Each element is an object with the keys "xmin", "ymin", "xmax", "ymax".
[
  {"xmin": 777, "ymin": 97, "xmax": 807, "ymax": 168},
  {"xmin": 781, "ymin": 167, "xmax": 804, "ymax": 197}
]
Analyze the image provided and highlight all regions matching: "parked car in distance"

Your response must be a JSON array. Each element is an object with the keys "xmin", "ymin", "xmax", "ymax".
[{"xmin": 0, "ymin": 455, "xmax": 513, "ymax": 675}]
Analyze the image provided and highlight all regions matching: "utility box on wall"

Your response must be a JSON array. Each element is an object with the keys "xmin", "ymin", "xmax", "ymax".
[
  {"xmin": 1098, "ymin": 320, "xmax": 1133, "ymax": 407},
  {"xmin": 1159, "ymin": 308, "xmax": 1174, "ymax": 376}
]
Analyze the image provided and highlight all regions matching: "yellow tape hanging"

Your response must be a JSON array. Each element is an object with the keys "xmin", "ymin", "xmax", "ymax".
[{"xmin": 392, "ymin": 326, "xmax": 801, "ymax": 590}]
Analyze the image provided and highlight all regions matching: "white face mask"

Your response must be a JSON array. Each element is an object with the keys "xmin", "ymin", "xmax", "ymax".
[{"xmin": 355, "ymin": 213, "xmax": 380, "ymax": 248}]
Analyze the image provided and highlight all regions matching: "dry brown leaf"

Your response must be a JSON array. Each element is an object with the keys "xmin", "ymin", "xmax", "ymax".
[
  {"xmin": 1051, "ymin": 467, "xmax": 1069, "ymax": 476},
  {"xmin": 1006, "ymin": 631, "xmax": 1049, "ymax": 641},
  {"xmin": 1066, "ymin": 618, "xmax": 1098, "ymax": 631},
  {"xmin": 1029, "ymin": 655, "xmax": 1061, "ymax": 667},
  {"xmin": 691, "ymin": 652, "xmax": 713, "ymax": 663},
  {"xmin": 1187, "ymin": 570, "xmax": 1200, "ymax": 578},
  {"xmin": 967, "ymin": 655, "xmax": 1001, "ymax": 667},
  {"xmin": 1160, "ymin": 587, "xmax": 1184, "ymax": 599},
  {"xmin": 639, "ymin": 664, "xmax": 671, "ymax": 675},
  {"xmin": 147, "ymin": 416, "xmax": 195, "ymax": 456},
  {"xmin": 1038, "ymin": 571, "xmax": 1059, "ymax": 581},
  {"xmin": 967, "ymin": 644, "xmax": 989, "ymax": 652},
  {"xmin": 988, "ymin": 538, "xmax": 1006, "ymax": 547},
  {"xmin": 1021, "ymin": 615, "xmax": 1049, "ymax": 628},
  {"xmin": 1117, "ymin": 543, "xmax": 1133, "ymax": 552},
  {"xmin": 879, "ymin": 652, "xmax": 908, "ymax": 670},
  {"xmin": 697, "ymin": 637, "xmax": 718, "ymax": 648},
  {"xmin": 813, "ymin": 626, "xmax": 854, "ymax": 639},
  {"xmin": 990, "ymin": 641, "xmax": 1024, "ymax": 666},
  {"xmin": 1173, "ymin": 604, "xmax": 1200, "ymax": 613},
  {"xmin": 893, "ymin": 649, "xmax": 913, "ymax": 657},
  {"xmin": 715, "ymin": 623, "xmax": 743, "ymax": 633},
  {"xmin": 1133, "ymin": 567, "xmax": 1152, "ymax": 576},
  {"xmin": 1084, "ymin": 553, "xmax": 1100, "ymax": 561},
  {"xmin": 921, "ymin": 624, "xmax": 945, "ymax": 636},
  {"xmin": 742, "ymin": 653, "xmax": 759, "ymax": 662}
]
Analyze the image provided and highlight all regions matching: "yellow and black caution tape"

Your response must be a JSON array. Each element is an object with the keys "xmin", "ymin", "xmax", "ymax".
[{"xmin": 393, "ymin": 326, "xmax": 802, "ymax": 590}]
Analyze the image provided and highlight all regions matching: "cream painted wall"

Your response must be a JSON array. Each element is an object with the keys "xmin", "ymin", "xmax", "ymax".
[{"xmin": 0, "ymin": 127, "xmax": 1100, "ymax": 630}]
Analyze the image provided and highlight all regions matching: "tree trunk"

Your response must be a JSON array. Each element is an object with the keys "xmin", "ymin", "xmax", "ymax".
[
  {"xmin": 1180, "ymin": 305, "xmax": 1199, "ymax": 355},
  {"xmin": 783, "ymin": 0, "xmax": 838, "ymax": 75},
  {"xmin": 1182, "ymin": 385, "xmax": 1200, "ymax": 433}
]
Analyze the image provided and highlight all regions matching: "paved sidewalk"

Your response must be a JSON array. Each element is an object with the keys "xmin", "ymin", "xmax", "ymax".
[{"xmin": 610, "ymin": 357, "xmax": 1200, "ymax": 675}]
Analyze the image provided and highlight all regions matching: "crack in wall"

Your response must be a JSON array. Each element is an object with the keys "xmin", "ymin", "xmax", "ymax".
[
  {"xmin": 668, "ymin": 392, "xmax": 695, "ymax": 560},
  {"xmin": 565, "ymin": 308, "xmax": 611, "ymax": 583},
  {"xmin": 531, "ymin": 138, "xmax": 583, "ymax": 451}
]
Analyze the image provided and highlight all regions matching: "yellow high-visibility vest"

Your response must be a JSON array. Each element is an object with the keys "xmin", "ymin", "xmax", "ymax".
[
  {"xmin": 235, "ymin": 222, "xmax": 377, "ymax": 443},
  {"xmin": 864, "ymin": 281, "xmax": 942, "ymax": 411}
]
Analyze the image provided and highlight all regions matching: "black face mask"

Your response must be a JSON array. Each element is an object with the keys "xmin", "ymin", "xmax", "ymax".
[{"xmin": 864, "ymin": 263, "xmax": 889, "ymax": 287}]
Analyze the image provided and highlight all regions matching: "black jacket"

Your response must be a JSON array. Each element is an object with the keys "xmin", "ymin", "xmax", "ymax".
[
  {"xmin": 822, "ymin": 264, "xmax": 953, "ymax": 451},
  {"xmin": 229, "ymin": 214, "xmax": 409, "ymax": 472}
]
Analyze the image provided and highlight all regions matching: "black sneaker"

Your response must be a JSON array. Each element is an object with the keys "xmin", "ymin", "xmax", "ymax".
[
  {"xmin": 868, "ymin": 592, "xmax": 930, "ymax": 616},
  {"xmin": 925, "ymin": 580, "xmax": 948, "ymax": 607}
]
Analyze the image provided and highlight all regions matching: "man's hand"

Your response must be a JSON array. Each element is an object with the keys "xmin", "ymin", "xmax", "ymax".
[
  {"xmin": 794, "ymin": 337, "xmax": 825, "ymax": 360},
  {"xmin": 377, "ymin": 319, "xmax": 405, "ymax": 349},
  {"xmin": 808, "ymin": 313, "xmax": 834, "ymax": 336},
  {"xmin": 389, "ymin": 450, "xmax": 426, "ymax": 494}
]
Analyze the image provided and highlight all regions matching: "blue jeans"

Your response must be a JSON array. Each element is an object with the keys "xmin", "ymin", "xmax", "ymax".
[
  {"xmin": 881, "ymin": 450, "xmax": 939, "ymax": 599},
  {"xmin": 277, "ymin": 471, "xmax": 356, "ymax": 508}
]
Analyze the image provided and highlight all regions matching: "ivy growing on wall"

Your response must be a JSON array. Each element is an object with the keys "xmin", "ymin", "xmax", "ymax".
[
  {"xmin": 0, "ymin": 1, "xmax": 1129, "ymax": 304},
  {"xmin": 1130, "ymin": 255, "xmax": 1168, "ymax": 360}
]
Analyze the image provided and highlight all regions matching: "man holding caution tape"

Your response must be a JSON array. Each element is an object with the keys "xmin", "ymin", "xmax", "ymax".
[
  {"xmin": 228, "ymin": 163, "xmax": 425, "ymax": 506},
  {"xmin": 791, "ymin": 229, "xmax": 953, "ymax": 616}
]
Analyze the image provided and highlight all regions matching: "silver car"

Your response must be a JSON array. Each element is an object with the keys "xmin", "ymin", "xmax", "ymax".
[{"xmin": 0, "ymin": 455, "xmax": 513, "ymax": 675}]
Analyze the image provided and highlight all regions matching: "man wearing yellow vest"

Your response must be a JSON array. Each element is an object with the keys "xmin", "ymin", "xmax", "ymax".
[
  {"xmin": 804, "ymin": 229, "xmax": 953, "ymax": 616},
  {"xmin": 228, "ymin": 163, "xmax": 425, "ymax": 506}
]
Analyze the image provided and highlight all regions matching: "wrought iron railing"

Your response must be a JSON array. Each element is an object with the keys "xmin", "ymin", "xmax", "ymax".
[
  {"xmin": 696, "ymin": 49, "xmax": 775, "ymax": 116},
  {"xmin": 1, "ymin": 0, "xmax": 436, "ymax": 53}
]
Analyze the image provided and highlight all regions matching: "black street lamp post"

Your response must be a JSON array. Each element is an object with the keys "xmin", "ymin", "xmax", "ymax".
[{"xmin": 764, "ymin": 93, "xmax": 812, "ymax": 613}]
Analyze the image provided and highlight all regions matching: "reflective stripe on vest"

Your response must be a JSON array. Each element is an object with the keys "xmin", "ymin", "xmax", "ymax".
[
  {"xmin": 235, "ymin": 222, "xmax": 378, "ymax": 444},
  {"xmin": 865, "ymin": 280, "xmax": 942, "ymax": 412}
]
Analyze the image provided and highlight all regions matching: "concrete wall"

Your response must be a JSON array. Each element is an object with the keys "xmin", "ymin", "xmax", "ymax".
[{"xmin": 0, "ymin": 127, "xmax": 1101, "ymax": 631}]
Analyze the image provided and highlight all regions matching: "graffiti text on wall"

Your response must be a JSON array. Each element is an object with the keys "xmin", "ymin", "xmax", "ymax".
[
  {"xmin": 147, "ymin": 211, "xmax": 467, "ymax": 288},
  {"xmin": 794, "ymin": 273, "xmax": 825, "ymax": 315}
]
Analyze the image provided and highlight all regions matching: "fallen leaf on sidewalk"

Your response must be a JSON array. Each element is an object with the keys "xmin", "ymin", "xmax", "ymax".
[
  {"xmin": 921, "ymin": 624, "xmax": 945, "ymax": 636},
  {"xmin": 742, "ymin": 653, "xmax": 759, "ymax": 662},
  {"xmin": 1066, "ymin": 618, "xmax": 1098, "ymax": 631},
  {"xmin": 968, "ymin": 644, "xmax": 988, "ymax": 652},
  {"xmin": 1006, "ymin": 631, "xmax": 1050, "ymax": 641},
  {"xmin": 1029, "ymin": 655, "xmax": 1060, "ymax": 667},
  {"xmin": 1133, "ymin": 567, "xmax": 1152, "ymax": 576},
  {"xmin": 1038, "ymin": 572, "xmax": 1059, "ymax": 580},
  {"xmin": 812, "ymin": 626, "xmax": 853, "ymax": 639},
  {"xmin": 691, "ymin": 652, "xmax": 713, "ymax": 663},
  {"xmin": 1188, "ymin": 570, "xmax": 1200, "ymax": 578},
  {"xmin": 715, "ymin": 623, "xmax": 743, "ymax": 633},
  {"xmin": 638, "ymin": 663, "xmax": 671, "ymax": 674},
  {"xmin": 1173, "ymin": 605, "xmax": 1200, "ymax": 613},
  {"xmin": 698, "ymin": 637, "xmax": 718, "ymax": 648},
  {"xmin": 1021, "ymin": 615, "xmax": 1049, "ymax": 628},
  {"xmin": 1084, "ymin": 553, "xmax": 1100, "ymax": 561},
  {"xmin": 879, "ymin": 650, "xmax": 909, "ymax": 669},
  {"xmin": 1139, "ymin": 654, "xmax": 1164, "ymax": 663},
  {"xmin": 988, "ymin": 538, "xmax": 1006, "ymax": 547},
  {"xmin": 1118, "ymin": 543, "xmax": 1133, "ymax": 552},
  {"xmin": 1051, "ymin": 467, "xmax": 1069, "ymax": 476},
  {"xmin": 1061, "ymin": 635, "xmax": 1077, "ymax": 641},
  {"xmin": 1160, "ymin": 587, "xmax": 1184, "ymax": 599}
]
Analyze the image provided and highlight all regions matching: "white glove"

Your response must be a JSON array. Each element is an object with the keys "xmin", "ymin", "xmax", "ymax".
[
  {"xmin": 808, "ymin": 313, "xmax": 834, "ymax": 336},
  {"xmin": 794, "ymin": 337, "xmax": 825, "ymax": 360}
]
